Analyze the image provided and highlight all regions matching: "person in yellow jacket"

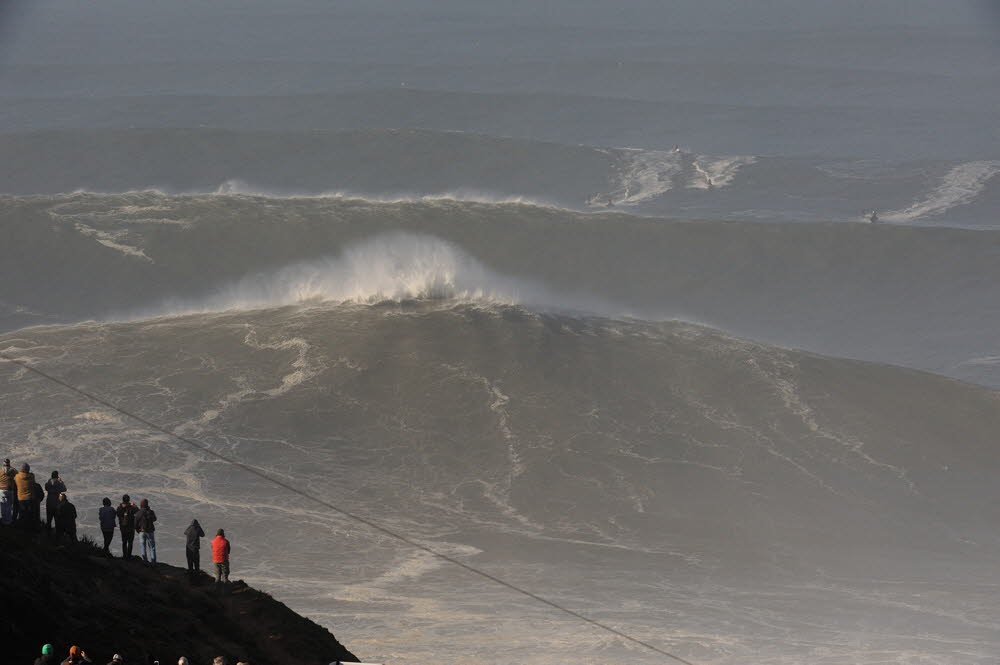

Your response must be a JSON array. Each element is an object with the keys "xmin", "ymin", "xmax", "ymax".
[{"xmin": 14, "ymin": 463, "xmax": 36, "ymax": 528}]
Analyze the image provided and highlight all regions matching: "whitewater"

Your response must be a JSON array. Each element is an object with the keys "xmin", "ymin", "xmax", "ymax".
[{"xmin": 3, "ymin": 2, "xmax": 1000, "ymax": 664}]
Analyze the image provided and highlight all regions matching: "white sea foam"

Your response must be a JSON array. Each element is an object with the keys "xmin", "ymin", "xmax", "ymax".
[
  {"xmin": 881, "ymin": 160, "xmax": 1000, "ymax": 222},
  {"xmin": 592, "ymin": 149, "xmax": 684, "ymax": 207},
  {"xmin": 212, "ymin": 179, "xmax": 559, "ymax": 208},
  {"xmin": 71, "ymin": 223, "xmax": 153, "ymax": 262},
  {"xmin": 688, "ymin": 155, "xmax": 756, "ymax": 190}
]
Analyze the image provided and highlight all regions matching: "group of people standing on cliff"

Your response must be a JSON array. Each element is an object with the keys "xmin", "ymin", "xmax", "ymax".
[
  {"xmin": 0, "ymin": 459, "xmax": 79, "ymax": 542},
  {"xmin": 1, "ymin": 458, "xmax": 232, "ymax": 584}
]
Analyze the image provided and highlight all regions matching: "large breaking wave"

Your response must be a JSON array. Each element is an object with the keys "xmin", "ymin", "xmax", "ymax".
[{"xmin": 139, "ymin": 233, "xmax": 612, "ymax": 319}]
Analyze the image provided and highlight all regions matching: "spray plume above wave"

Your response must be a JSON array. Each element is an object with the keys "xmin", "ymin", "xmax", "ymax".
[{"xmin": 138, "ymin": 233, "xmax": 613, "ymax": 320}]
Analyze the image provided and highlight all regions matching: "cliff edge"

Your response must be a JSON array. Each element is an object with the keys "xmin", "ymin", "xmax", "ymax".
[{"xmin": 0, "ymin": 528, "xmax": 360, "ymax": 665}]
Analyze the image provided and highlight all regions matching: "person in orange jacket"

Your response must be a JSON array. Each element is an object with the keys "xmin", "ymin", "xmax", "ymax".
[
  {"xmin": 14, "ymin": 463, "xmax": 36, "ymax": 528},
  {"xmin": 212, "ymin": 528, "xmax": 231, "ymax": 584}
]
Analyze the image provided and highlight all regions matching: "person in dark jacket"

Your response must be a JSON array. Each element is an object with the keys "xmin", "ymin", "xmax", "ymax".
[
  {"xmin": 34, "ymin": 643, "xmax": 57, "ymax": 665},
  {"xmin": 116, "ymin": 494, "xmax": 138, "ymax": 559},
  {"xmin": 55, "ymin": 493, "xmax": 78, "ymax": 543},
  {"xmin": 0, "ymin": 458, "xmax": 15, "ymax": 526},
  {"xmin": 31, "ymin": 475, "xmax": 45, "ymax": 531},
  {"xmin": 135, "ymin": 498, "xmax": 157, "ymax": 563},
  {"xmin": 212, "ymin": 528, "xmax": 231, "ymax": 584},
  {"xmin": 98, "ymin": 497, "xmax": 116, "ymax": 554},
  {"xmin": 60, "ymin": 645, "xmax": 91, "ymax": 665},
  {"xmin": 44, "ymin": 470, "xmax": 66, "ymax": 531},
  {"xmin": 184, "ymin": 518, "xmax": 205, "ymax": 572}
]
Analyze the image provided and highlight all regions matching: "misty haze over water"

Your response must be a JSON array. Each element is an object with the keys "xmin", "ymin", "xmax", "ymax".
[{"xmin": 2, "ymin": 2, "xmax": 1000, "ymax": 663}]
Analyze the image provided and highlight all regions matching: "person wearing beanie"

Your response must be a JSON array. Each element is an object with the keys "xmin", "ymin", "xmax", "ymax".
[
  {"xmin": 106, "ymin": 654, "xmax": 123, "ymax": 665},
  {"xmin": 184, "ymin": 518, "xmax": 206, "ymax": 572},
  {"xmin": 135, "ymin": 498, "xmax": 158, "ymax": 563},
  {"xmin": 60, "ymin": 645, "xmax": 91, "ymax": 665},
  {"xmin": 116, "ymin": 494, "xmax": 138, "ymax": 559},
  {"xmin": 99, "ymin": 497, "xmax": 116, "ymax": 555},
  {"xmin": 178, "ymin": 658, "xmax": 190, "ymax": 665},
  {"xmin": 34, "ymin": 643, "xmax": 57, "ymax": 665},
  {"xmin": 14, "ymin": 463, "xmax": 35, "ymax": 527},
  {"xmin": 212, "ymin": 528, "xmax": 231, "ymax": 584},
  {"xmin": 44, "ymin": 470, "xmax": 66, "ymax": 531},
  {"xmin": 55, "ymin": 493, "xmax": 78, "ymax": 543}
]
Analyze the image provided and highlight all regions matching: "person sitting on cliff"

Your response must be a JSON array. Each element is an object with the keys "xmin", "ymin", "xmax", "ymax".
[
  {"xmin": 99, "ymin": 497, "xmax": 116, "ymax": 555},
  {"xmin": 136, "ymin": 498, "xmax": 158, "ymax": 563},
  {"xmin": 60, "ymin": 645, "xmax": 92, "ymax": 665},
  {"xmin": 55, "ymin": 492, "xmax": 78, "ymax": 543},
  {"xmin": 212, "ymin": 528, "xmax": 232, "ymax": 584},
  {"xmin": 34, "ymin": 643, "xmax": 57, "ymax": 665},
  {"xmin": 184, "ymin": 518, "xmax": 206, "ymax": 573},
  {"xmin": 44, "ymin": 470, "xmax": 66, "ymax": 531},
  {"xmin": 116, "ymin": 494, "xmax": 138, "ymax": 559},
  {"xmin": 14, "ymin": 463, "xmax": 36, "ymax": 528}
]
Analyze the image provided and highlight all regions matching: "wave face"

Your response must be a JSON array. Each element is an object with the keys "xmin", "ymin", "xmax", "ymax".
[
  {"xmin": 5, "ymin": 191, "xmax": 1000, "ymax": 389},
  {"xmin": 144, "ymin": 233, "xmax": 579, "ymax": 317},
  {"xmin": 3, "ymin": 304, "xmax": 1000, "ymax": 664},
  {"xmin": 4, "ymin": 129, "xmax": 1000, "ymax": 228}
]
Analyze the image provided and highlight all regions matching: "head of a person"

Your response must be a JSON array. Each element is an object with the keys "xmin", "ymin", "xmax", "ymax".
[
  {"xmin": 140, "ymin": 498, "xmax": 149, "ymax": 508},
  {"xmin": 213, "ymin": 657, "xmax": 227, "ymax": 665},
  {"xmin": 3, "ymin": 458, "xmax": 10, "ymax": 467},
  {"xmin": 51, "ymin": 470, "xmax": 59, "ymax": 479},
  {"xmin": 58, "ymin": 493, "xmax": 67, "ymax": 503},
  {"xmin": 122, "ymin": 494, "xmax": 130, "ymax": 504},
  {"xmin": 41, "ymin": 644, "xmax": 53, "ymax": 655},
  {"xmin": 69, "ymin": 645, "xmax": 82, "ymax": 657},
  {"xmin": 20, "ymin": 463, "xmax": 30, "ymax": 473},
  {"xmin": 111, "ymin": 655, "xmax": 122, "ymax": 663},
  {"xmin": 178, "ymin": 658, "xmax": 190, "ymax": 665},
  {"xmin": 217, "ymin": 528, "xmax": 225, "ymax": 537},
  {"xmin": 103, "ymin": 497, "xmax": 112, "ymax": 507}
]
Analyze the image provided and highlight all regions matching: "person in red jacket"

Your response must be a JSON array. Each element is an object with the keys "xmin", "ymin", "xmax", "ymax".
[{"xmin": 212, "ymin": 528, "xmax": 231, "ymax": 584}]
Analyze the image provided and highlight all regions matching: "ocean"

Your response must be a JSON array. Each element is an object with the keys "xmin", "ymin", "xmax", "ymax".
[{"xmin": 2, "ymin": 2, "xmax": 1000, "ymax": 663}]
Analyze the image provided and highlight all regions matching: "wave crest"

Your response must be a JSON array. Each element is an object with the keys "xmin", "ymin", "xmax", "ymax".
[{"xmin": 133, "ymin": 233, "xmax": 608, "ymax": 319}]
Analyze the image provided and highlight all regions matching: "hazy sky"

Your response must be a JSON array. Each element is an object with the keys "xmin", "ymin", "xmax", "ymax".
[{"xmin": 2, "ymin": 0, "xmax": 997, "ymax": 66}]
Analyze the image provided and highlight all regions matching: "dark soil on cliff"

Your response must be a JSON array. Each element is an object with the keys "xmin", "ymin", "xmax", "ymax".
[{"xmin": 0, "ymin": 527, "xmax": 360, "ymax": 665}]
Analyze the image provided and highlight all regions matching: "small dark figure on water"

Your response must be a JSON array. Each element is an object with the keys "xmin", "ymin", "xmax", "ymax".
[
  {"xmin": 136, "ymin": 498, "xmax": 158, "ymax": 563},
  {"xmin": 99, "ymin": 497, "xmax": 116, "ymax": 554},
  {"xmin": 117, "ymin": 494, "xmax": 138, "ymax": 559},
  {"xmin": 44, "ymin": 470, "xmax": 66, "ymax": 530},
  {"xmin": 185, "ymin": 518, "xmax": 206, "ymax": 572},
  {"xmin": 55, "ymin": 492, "xmax": 78, "ymax": 543},
  {"xmin": 868, "ymin": 210, "xmax": 879, "ymax": 223},
  {"xmin": 212, "ymin": 528, "xmax": 231, "ymax": 584}
]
